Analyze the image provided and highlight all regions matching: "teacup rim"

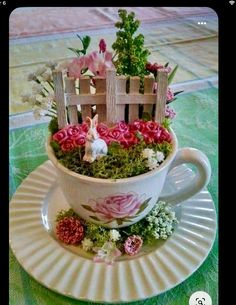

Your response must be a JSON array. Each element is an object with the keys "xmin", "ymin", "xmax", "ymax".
[{"xmin": 46, "ymin": 127, "xmax": 178, "ymax": 185}]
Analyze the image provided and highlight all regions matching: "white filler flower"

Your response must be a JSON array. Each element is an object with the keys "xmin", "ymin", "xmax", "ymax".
[
  {"xmin": 109, "ymin": 229, "xmax": 121, "ymax": 241},
  {"xmin": 81, "ymin": 238, "xmax": 94, "ymax": 251},
  {"xmin": 155, "ymin": 151, "xmax": 165, "ymax": 163},
  {"xmin": 142, "ymin": 148, "xmax": 155, "ymax": 159},
  {"xmin": 142, "ymin": 149, "xmax": 165, "ymax": 171}
]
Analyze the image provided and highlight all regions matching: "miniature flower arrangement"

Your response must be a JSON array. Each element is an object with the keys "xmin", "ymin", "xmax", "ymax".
[
  {"xmin": 22, "ymin": 9, "xmax": 181, "ymax": 127},
  {"xmin": 55, "ymin": 201, "xmax": 178, "ymax": 265},
  {"xmin": 51, "ymin": 118, "xmax": 172, "ymax": 179},
  {"xmin": 21, "ymin": 9, "xmax": 185, "ymax": 263}
]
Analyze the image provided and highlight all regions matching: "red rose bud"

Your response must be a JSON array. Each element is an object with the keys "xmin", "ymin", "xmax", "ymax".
[
  {"xmin": 99, "ymin": 39, "xmax": 106, "ymax": 53},
  {"xmin": 56, "ymin": 216, "xmax": 84, "ymax": 245},
  {"xmin": 146, "ymin": 62, "xmax": 153, "ymax": 72}
]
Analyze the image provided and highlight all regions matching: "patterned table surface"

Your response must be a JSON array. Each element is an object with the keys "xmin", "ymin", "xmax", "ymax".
[{"xmin": 9, "ymin": 87, "xmax": 218, "ymax": 305}]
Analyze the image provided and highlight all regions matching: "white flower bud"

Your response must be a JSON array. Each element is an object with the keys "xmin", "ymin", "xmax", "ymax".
[
  {"xmin": 81, "ymin": 238, "xmax": 94, "ymax": 251},
  {"xmin": 156, "ymin": 151, "xmax": 165, "ymax": 163},
  {"xmin": 142, "ymin": 148, "xmax": 155, "ymax": 159},
  {"xmin": 109, "ymin": 229, "xmax": 121, "ymax": 241}
]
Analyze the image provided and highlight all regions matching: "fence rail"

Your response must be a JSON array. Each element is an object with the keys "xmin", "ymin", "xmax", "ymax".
[{"xmin": 53, "ymin": 68, "xmax": 168, "ymax": 129}]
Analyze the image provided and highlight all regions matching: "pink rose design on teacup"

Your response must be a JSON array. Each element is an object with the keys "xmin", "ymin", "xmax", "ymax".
[{"xmin": 83, "ymin": 192, "xmax": 150, "ymax": 223}]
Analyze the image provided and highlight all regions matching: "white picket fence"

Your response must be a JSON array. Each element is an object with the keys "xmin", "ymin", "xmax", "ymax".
[{"xmin": 52, "ymin": 68, "xmax": 168, "ymax": 129}]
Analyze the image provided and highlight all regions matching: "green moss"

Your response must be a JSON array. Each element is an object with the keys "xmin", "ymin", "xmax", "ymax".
[
  {"xmin": 55, "ymin": 200, "xmax": 178, "ymax": 250},
  {"xmin": 48, "ymin": 117, "xmax": 59, "ymax": 134},
  {"xmin": 52, "ymin": 140, "xmax": 173, "ymax": 179},
  {"xmin": 56, "ymin": 208, "xmax": 80, "ymax": 221}
]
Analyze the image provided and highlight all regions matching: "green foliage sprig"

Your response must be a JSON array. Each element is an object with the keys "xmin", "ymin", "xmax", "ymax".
[
  {"xmin": 55, "ymin": 200, "xmax": 178, "ymax": 250},
  {"xmin": 68, "ymin": 34, "xmax": 91, "ymax": 57},
  {"xmin": 112, "ymin": 9, "xmax": 150, "ymax": 78}
]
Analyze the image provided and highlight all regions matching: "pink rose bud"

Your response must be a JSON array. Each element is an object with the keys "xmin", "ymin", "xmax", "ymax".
[
  {"xmin": 124, "ymin": 235, "xmax": 143, "ymax": 256},
  {"xmin": 99, "ymin": 39, "xmax": 106, "ymax": 53}
]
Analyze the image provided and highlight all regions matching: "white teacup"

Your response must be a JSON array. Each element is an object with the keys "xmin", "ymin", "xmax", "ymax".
[{"xmin": 46, "ymin": 129, "xmax": 211, "ymax": 228}]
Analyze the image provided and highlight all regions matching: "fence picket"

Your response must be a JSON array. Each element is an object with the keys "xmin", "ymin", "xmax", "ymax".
[
  {"xmin": 53, "ymin": 68, "xmax": 167, "ymax": 129},
  {"xmin": 79, "ymin": 76, "xmax": 92, "ymax": 121},
  {"xmin": 52, "ymin": 70, "xmax": 67, "ymax": 129},
  {"xmin": 106, "ymin": 69, "xmax": 117, "ymax": 126},
  {"xmin": 65, "ymin": 77, "xmax": 78, "ymax": 125},
  {"xmin": 144, "ymin": 76, "xmax": 155, "ymax": 117},
  {"xmin": 94, "ymin": 77, "xmax": 106, "ymax": 123},
  {"xmin": 129, "ymin": 77, "xmax": 140, "ymax": 122},
  {"xmin": 116, "ymin": 76, "xmax": 127, "ymax": 122},
  {"xmin": 155, "ymin": 71, "xmax": 168, "ymax": 123}
]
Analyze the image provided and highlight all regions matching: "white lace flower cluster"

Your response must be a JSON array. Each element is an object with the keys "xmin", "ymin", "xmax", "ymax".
[
  {"xmin": 146, "ymin": 201, "xmax": 178, "ymax": 240},
  {"xmin": 22, "ymin": 61, "xmax": 58, "ymax": 120},
  {"xmin": 141, "ymin": 148, "xmax": 165, "ymax": 170}
]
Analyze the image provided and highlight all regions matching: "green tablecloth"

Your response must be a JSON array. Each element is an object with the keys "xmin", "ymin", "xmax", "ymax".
[{"xmin": 9, "ymin": 87, "xmax": 218, "ymax": 305}]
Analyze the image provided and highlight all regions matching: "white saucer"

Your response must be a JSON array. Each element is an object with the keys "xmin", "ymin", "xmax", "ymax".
[{"xmin": 9, "ymin": 160, "xmax": 217, "ymax": 303}]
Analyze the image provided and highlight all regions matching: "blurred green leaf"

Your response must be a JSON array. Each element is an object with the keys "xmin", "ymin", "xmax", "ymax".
[
  {"xmin": 168, "ymin": 64, "xmax": 178, "ymax": 85},
  {"xmin": 82, "ymin": 35, "xmax": 91, "ymax": 51},
  {"xmin": 68, "ymin": 47, "xmax": 82, "ymax": 57},
  {"xmin": 173, "ymin": 90, "xmax": 184, "ymax": 96},
  {"xmin": 142, "ymin": 112, "xmax": 152, "ymax": 121}
]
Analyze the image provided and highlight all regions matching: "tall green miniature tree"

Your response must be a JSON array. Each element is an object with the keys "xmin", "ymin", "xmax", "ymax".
[{"xmin": 112, "ymin": 9, "xmax": 150, "ymax": 78}]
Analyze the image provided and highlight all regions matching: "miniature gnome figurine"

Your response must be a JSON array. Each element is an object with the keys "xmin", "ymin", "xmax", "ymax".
[{"xmin": 83, "ymin": 114, "xmax": 108, "ymax": 163}]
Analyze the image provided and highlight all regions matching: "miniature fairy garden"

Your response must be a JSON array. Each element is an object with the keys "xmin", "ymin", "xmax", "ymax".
[{"xmin": 22, "ymin": 9, "xmax": 183, "ymax": 264}]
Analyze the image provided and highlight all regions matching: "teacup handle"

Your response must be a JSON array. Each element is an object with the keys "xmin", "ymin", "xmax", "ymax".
[{"xmin": 159, "ymin": 148, "xmax": 211, "ymax": 205}]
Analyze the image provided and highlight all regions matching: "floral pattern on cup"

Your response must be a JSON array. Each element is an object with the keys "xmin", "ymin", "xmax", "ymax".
[{"xmin": 82, "ymin": 192, "xmax": 151, "ymax": 225}]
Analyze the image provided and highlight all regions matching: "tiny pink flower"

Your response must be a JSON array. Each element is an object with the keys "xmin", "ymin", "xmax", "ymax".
[
  {"xmin": 166, "ymin": 87, "xmax": 174, "ymax": 102},
  {"xmin": 68, "ymin": 56, "xmax": 89, "ymax": 79},
  {"xmin": 165, "ymin": 106, "xmax": 176, "ymax": 119},
  {"xmin": 153, "ymin": 82, "xmax": 174, "ymax": 102},
  {"xmin": 124, "ymin": 235, "xmax": 143, "ymax": 256},
  {"xmin": 88, "ymin": 51, "xmax": 113, "ymax": 77},
  {"xmin": 99, "ymin": 39, "xmax": 106, "ymax": 53}
]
